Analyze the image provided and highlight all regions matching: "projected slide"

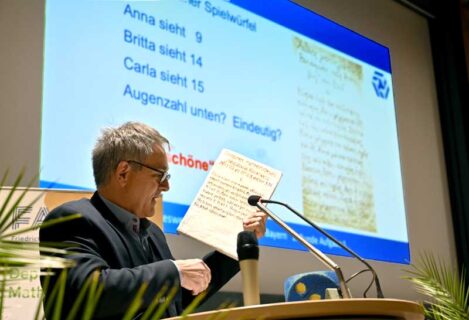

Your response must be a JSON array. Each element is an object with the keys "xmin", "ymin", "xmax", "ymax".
[{"xmin": 41, "ymin": 0, "xmax": 409, "ymax": 263}]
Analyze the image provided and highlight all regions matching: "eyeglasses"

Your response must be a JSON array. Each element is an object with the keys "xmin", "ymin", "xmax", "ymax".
[{"xmin": 126, "ymin": 160, "xmax": 171, "ymax": 183}]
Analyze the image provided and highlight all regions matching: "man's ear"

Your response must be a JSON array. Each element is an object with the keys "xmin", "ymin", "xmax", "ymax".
[{"xmin": 115, "ymin": 161, "xmax": 131, "ymax": 187}]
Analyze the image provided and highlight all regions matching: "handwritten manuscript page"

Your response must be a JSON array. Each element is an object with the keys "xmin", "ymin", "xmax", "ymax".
[{"xmin": 177, "ymin": 149, "xmax": 282, "ymax": 259}]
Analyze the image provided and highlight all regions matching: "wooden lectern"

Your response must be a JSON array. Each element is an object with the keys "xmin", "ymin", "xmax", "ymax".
[{"xmin": 168, "ymin": 299, "xmax": 424, "ymax": 320}]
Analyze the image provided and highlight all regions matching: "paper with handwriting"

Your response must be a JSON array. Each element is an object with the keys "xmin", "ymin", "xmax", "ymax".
[{"xmin": 177, "ymin": 149, "xmax": 282, "ymax": 259}]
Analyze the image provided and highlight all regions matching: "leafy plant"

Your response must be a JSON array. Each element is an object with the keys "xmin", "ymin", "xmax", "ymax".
[
  {"xmin": 405, "ymin": 253, "xmax": 469, "ymax": 320},
  {"xmin": 0, "ymin": 170, "xmax": 80, "ymax": 318},
  {"xmin": 0, "ymin": 170, "xmax": 211, "ymax": 319}
]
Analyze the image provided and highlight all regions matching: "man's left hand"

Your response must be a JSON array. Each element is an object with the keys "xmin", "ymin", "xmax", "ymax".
[{"xmin": 242, "ymin": 211, "xmax": 267, "ymax": 238}]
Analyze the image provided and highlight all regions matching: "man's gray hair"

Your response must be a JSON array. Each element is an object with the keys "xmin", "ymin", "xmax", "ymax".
[{"xmin": 92, "ymin": 121, "xmax": 169, "ymax": 187}]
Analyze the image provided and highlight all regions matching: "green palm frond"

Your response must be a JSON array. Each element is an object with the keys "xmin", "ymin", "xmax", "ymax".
[
  {"xmin": 0, "ymin": 170, "xmax": 82, "ymax": 319},
  {"xmin": 0, "ymin": 171, "xmax": 210, "ymax": 319},
  {"xmin": 1, "ymin": 213, "xmax": 81, "ymax": 239},
  {"xmin": 81, "ymin": 271, "xmax": 105, "ymax": 320},
  {"xmin": 0, "ymin": 271, "xmax": 6, "ymax": 320},
  {"xmin": 39, "ymin": 269, "xmax": 106, "ymax": 320},
  {"xmin": 65, "ymin": 270, "xmax": 101, "ymax": 320},
  {"xmin": 404, "ymin": 253, "xmax": 469, "ymax": 320},
  {"xmin": 141, "ymin": 284, "xmax": 169, "ymax": 320},
  {"xmin": 0, "ymin": 172, "xmax": 80, "ymax": 271},
  {"xmin": 50, "ymin": 269, "xmax": 67, "ymax": 320},
  {"xmin": 180, "ymin": 290, "xmax": 207, "ymax": 317},
  {"xmin": 151, "ymin": 285, "xmax": 179, "ymax": 320},
  {"xmin": 0, "ymin": 170, "xmax": 40, "ymax": 233},
  {"xmin": 123, "ymin": 282, "xmax": 149, "ymax": 320}
]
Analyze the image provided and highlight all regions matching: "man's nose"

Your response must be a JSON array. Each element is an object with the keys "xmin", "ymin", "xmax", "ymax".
[{"xmin": 159, "ymin": 179, "xmax": 170, "ymax": 192}]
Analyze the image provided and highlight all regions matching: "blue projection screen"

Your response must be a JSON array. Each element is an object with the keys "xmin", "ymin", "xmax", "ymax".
[{"xmin": 41, "ymin": 0, "xmax": 409, "ymax": 264}]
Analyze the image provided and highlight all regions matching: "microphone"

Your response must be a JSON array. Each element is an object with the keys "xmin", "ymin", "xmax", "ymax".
[
  {"xmin": 247, "ymin": 195, "xmax": 262, "ymax": 206},
  {"xmin": 247, "ymin": 195, "xmax": 351, "ymax": 299},
  {"xmin": 248, "ymin": 195, "xmax": 384, "ymax": 298},
  {"xmin": 237, "ymin": 231, "xmax": 260, "ymax": 306}
]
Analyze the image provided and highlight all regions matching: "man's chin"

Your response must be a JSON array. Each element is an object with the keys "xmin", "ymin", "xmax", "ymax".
[
  {"xmin": 144, "ymin": 212, "xmax": 155, "ymax": 218},
  {"xmin": 134, "ymin": 207, "xmax": 155, "ymax": 219},
  {"xmin": 144, "ymin": 205, "xmax": 156, "ymax": 218}
]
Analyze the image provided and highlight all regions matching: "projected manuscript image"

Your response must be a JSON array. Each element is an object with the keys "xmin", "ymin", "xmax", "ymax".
[{"xmin": 293, "ymin": 36, "xmax": 377, "ymax": 232}]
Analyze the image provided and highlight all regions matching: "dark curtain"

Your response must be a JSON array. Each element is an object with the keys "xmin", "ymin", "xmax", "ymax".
[{"xmin": 429, "ymin": 0, "xmax": 469, "ymax": 278}]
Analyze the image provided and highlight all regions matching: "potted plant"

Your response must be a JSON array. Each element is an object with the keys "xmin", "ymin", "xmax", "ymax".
[{"xmin": 405, "ymin": 253, "xmax": 469, "ymax": 320}]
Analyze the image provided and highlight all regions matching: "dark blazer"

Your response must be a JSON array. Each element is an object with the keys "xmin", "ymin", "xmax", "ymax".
[{"xmin": 39, "ymin": 192, "xmax": 240, "ymax": 319}]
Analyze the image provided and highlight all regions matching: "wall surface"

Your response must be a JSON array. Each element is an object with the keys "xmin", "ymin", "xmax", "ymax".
[
  {"xmin": 0, "ymin": 0, "xmax": 457, "ymax": 302},
  {"xmin": 0, "ymin": 0, "xmax": 43, "ymax": 183}
]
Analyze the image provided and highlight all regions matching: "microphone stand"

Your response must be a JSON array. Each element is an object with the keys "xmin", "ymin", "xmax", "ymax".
[
  {"xmin": 254, "ymin": 201, "xmax": 352, "ymax": 299},
  {"xmin": 263, "ymin": 199, "xmax": 384, "ymax": 299}
]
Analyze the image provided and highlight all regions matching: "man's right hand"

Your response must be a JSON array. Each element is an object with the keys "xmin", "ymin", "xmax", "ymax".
[{"xmin": 174, "ymin": 259, "xmax": 211, "ymax": 295}]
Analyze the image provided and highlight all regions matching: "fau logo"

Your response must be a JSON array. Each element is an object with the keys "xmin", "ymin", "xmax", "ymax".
[
  {"xmin": 11, "ymin": 206, "xmax": 49, "ymax": 230},
  {"xmin": 372, "ymin": 71, "xmax": 390, "ymax": 99}
]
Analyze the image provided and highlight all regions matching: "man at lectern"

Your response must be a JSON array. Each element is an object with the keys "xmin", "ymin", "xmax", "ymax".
[{"xmin": 40, "ymin": 121, "xmax": 267, "ymax": 319}]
